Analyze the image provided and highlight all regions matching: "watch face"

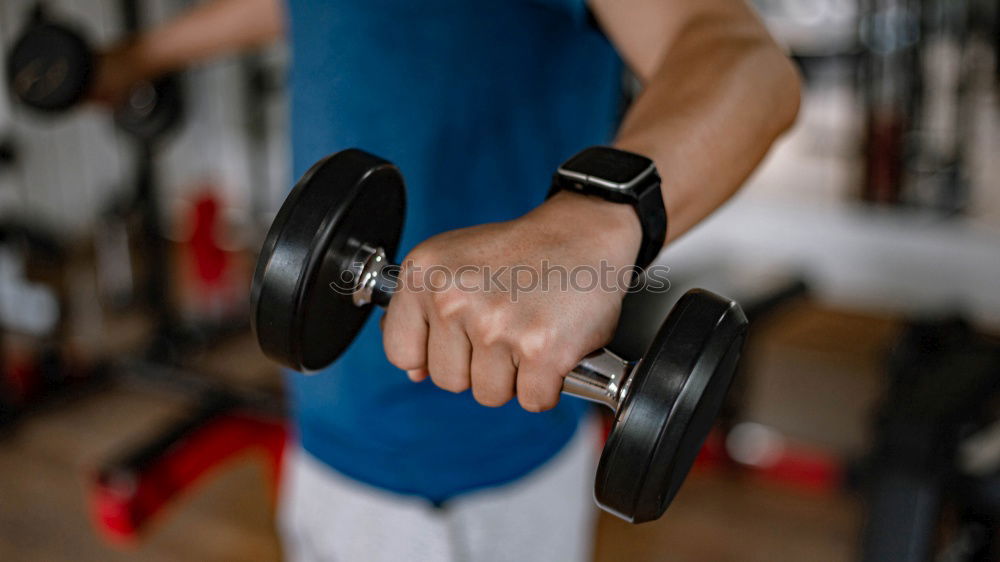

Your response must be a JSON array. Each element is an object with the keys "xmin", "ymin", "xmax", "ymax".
[{"xmin": 561, "ymin": 147, "xmax": 653, "ymax": 187}]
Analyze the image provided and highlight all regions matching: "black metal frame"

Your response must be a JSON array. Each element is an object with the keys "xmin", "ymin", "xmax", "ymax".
[{"xmin": 859, "ymin": 319, "xmax": 1000, "ymax": 562}]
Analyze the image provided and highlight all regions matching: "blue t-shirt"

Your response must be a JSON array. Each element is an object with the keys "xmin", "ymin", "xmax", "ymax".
[{"xmin": 286, "ymin": 0, "xmax": 623, "ymax": 502}]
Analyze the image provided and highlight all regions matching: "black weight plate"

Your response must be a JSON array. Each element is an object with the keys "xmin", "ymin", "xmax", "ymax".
[
  {"xmin": 595, "ymin": 289, "xmax": 747, "ymax": 523},
  {"xmin": 251, "ymin": 149, "xmax": 406, "ymax": 372},
  {"xmin": 7, "ymin": 22, "xmax": 93, "ymax": 112}
]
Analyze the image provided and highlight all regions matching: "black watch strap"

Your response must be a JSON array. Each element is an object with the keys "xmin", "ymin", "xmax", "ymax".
[{"xmin": 548, "ymin": 147, "xmax": 667, "ymax": 269}]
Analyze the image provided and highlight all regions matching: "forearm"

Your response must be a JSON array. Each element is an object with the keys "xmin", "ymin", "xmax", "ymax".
[
  {"xmin": 598, "ymin": 1, "xmax": 801, "ymax": 243},
  {"xmin": 126, "ymin": 0, "xmax": 283, "ymax": 77}
]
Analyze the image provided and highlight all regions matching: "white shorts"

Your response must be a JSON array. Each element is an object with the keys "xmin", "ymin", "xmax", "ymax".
[{"xmin": 278, "ymin": 415, "xmax": 601, "ymax": 562}]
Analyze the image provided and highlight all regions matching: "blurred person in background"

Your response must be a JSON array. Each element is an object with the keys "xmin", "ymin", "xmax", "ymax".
[{"xmin": 91, "ymin": 0, "xmax": 799, "ymax": 560}]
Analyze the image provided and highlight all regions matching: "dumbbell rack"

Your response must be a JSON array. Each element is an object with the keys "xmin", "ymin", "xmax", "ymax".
[
  {"xmin": 83, "ymin": 0, "xmax": 287, "ymax": 542},
  {"xmin": 0, "ymin": 0, "xmax": 286, "ymax": 541}
]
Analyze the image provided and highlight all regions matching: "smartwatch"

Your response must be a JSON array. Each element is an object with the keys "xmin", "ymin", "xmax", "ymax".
[{"xmin": 548, "ymin": 146, "xmax": 667, "ymax": 268}]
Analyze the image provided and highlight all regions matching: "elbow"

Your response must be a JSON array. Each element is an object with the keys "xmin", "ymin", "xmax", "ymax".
[
  {"xmin": 725, "ymin": 36, "xmax": 803, "ymax": 140},
  {"xmin": 772, "ymin": 52, "xmax": 802, "ymax": 136}
]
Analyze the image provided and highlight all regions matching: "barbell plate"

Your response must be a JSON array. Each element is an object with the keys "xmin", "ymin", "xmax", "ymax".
[
  {"xmin": 7, "ymin": 23, "xmax": 93, "ymax": 112},
  {"xmin": 251, "ymin": 149, "xmax": 406, "ymax": 372},
  {"xmin": 595, "ymin": 289, "xmax": 747, "ymax": 523}
]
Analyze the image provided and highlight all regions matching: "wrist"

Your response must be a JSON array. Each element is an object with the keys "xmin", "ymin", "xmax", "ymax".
[
  {"xmin": 533, "ymin": 191, "xmax": 643, "ymax": 265},
  {"xmin": 547, "ymin": 146, "xmax": 667, "ymax": 268}
]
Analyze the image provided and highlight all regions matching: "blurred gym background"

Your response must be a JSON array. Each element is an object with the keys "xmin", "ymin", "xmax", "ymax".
[{"xmin": 0, "ymin": 0, "xmax": 997, "ymax": 560}]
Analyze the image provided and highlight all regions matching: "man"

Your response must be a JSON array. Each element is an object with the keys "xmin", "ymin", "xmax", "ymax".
[{"xmin": 93, "ymin": 0, "xmax": 799, "ymax": 559}]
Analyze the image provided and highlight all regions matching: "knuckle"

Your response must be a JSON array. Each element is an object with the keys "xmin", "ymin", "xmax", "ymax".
[
  {"xmin": 472, "ymin": 385, "xmax": 509, "ymax": 408},
  {"xmin": 550, "ymin": 347, "xmax": 581, "ymax": 376},
  {"xmin": 585, "ymin": 322, "xmax": 609, "ymax": 344},
  {"xmin": 381, "ymin": 310, "xmax": 423, "ymax": 370},
  {"xmin": 517, "ymin": 379, "xmax": 559, "ymax": 413},
  {"xmin": 590, "ymin": 322, "xmax": 617, "ymax": 350},
  {"xmin": 517, "ymin": 395, "xmax": 542, "ymax": 412},
  {"xmin": 440, "ymin": 379, "xmax": 471, "ymax": 394},
  {"xmin": 385, "ymin": 347, "xmax": 419, "ymax": 371},
  {"xmin": 431, "ymin": 288, "xmax": 466, "ymax": 320},
  {"xmin": 516, "ymin": 327, "xmax": 554, "ymax": 361},
  {"xmin": 383, "ymin": 341, "xmax": 403, "ymax": 366},
  {"xmin": 405, "ymin": 244, "xmax": 437, "ymax": 266},
  {"xmin": 517, "ymin": 398, "xmax": 544, "ymax": 414},
  {"xmin": 401, "ymin": 248, "xmax": 437, "ymax": 291},
  {"xmin": 537, "ymin": 392, "xmax": 559, "ymax": 411},
  {"xmin": 430, "ymin": 371, "xmax": 470, "ymax": 394},
  {"xmin": 470, "ymin": 311, "xmax": 508, "ymax": 347},
  {"xmin": 518, "ymin": 393, "xmax": 557, "ymax": 413},
  {"xmin": 383, "ymin": 336, "xmax": 419, "ymax": 371}
]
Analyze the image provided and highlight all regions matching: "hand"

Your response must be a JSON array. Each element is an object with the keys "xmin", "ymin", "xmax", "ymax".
[
  {"xmin": 87, "ymin": 40, "xmax": 148, "ymax": 107},
  {"xmin": 382, "ymin": 191, "xmax": 643, "ymax": 412}
]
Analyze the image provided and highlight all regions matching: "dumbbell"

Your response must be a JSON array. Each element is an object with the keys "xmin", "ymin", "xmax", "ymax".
[
  {"xmin": 6, "ymin": 5, "xmax": 182, "ymax": 141},
  {"xmin": 251, "ymin": 149, "xmax": 748, "ymax": 523}
]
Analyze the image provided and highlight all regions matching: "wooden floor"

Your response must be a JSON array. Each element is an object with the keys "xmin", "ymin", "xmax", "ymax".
[
  {"xmin": 0, "ymin": 302, "xmax": 879, "ymax": 561},
  {"xmin": 594, "ymin": 474, "xmax": 860, "ymax": 562},
  {"xmin": 0, "ymin": 386, "xmax": 861, "ymax": 562}
]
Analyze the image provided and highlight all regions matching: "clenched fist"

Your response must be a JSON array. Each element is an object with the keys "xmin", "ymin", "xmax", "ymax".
[{"xmin": 382, "ymin": 191, "xmax": 642, "ymax": 412}]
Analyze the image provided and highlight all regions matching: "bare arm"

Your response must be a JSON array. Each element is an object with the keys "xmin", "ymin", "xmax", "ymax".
[
  {"xmin": 129, "ymin": 0, "xmax": 283, "ymax": 75},
  {"xmin": 592, "ymin": 0, "xmax": 801, "ymax": 242},
  {"xmin": 382, "ymin": 3, "xmax": 800, "ymax": 410},
  {"xmin": 91, "ymin": 0, "xmax": 284, "ymax": 103}
]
